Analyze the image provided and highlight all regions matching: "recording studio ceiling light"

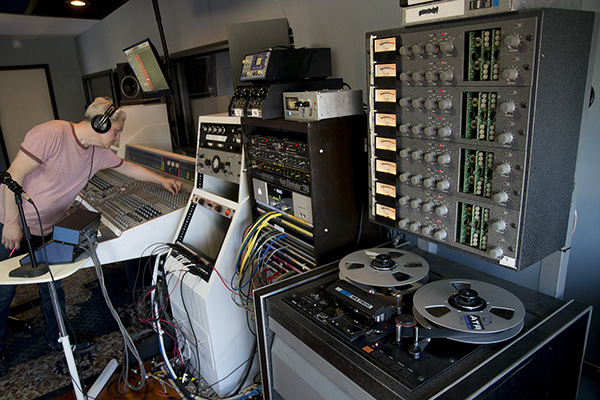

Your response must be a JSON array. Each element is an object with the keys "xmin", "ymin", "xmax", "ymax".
[{"xmin": 68, "ymin": 1, "xmax": 88, "ymax": 6}]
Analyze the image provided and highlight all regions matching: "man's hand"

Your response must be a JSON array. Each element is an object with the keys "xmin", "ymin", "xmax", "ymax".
[
  {"xmin": 1, "ymin": 221, "xmax": 22, "ymax": 252},
  {"xmin": 161, "ymin": 177, "xmax": 183, "ymax": 195}
]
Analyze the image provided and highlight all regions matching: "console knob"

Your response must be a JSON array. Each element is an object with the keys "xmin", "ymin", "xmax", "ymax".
[
  {"xmin": 412, "ymin": 44, "xmax": 425, "ymax": 55},
  {"xmin": 399, "ymin": 97, "xmax": 412, "ymax": 107},
  {"xmin": 423, "ymin": 177, "xmax": 436, "ymax": 187},
  {"xmin": 437, "ymin": 154, "xmax": 451, "ymax": 165},
  {"xmin": 504, "ymin": 35, "xmax": 521, "ymax": 49},
  {"xmin": 421, "ymin": 225, "xmax": 434, "ymax": 235},
  {"xmin": 425, "ymin": 99, "xmax": 438, "ymax": 110},
  {"xmin": 422, "ymin": 202, "xmax": 435, "ymax": 212},
  {"xmin": 436, "ymin": 180, "xmax": 450, "ymax": 191},
  {"xmin": 434, "ymin": 229, "xmax": 448, "ymax": 240},
  {"xmin": 493, "ymin": 191, "xmax": 509, "ymax": 204},
  {"xmin": 439, "ymin": 69, "xmax": 454, "ymax": 82},
  {"xmin": 399, "ymin": 72, "xmax": 412, "ymax": 82},
  {"xmin": 399, "ymin": 172, "xmax": 411, "ymax": 182},
  {"xmin": 411, "ymin": 125, "xmax": 424, "ymax": 135},
  {"xmin": 399, "ymin": 148, "xmax": 412, "ymax": 158},
  {"xmin": 439, "ymin": 41, "xmax": 454, "ymax": 53},
  {"xmin": 426, "ymin": 42, "xmax": 439, "ymax": 54},
  {"xmin": 426, "ymin": 70, "xmax": 439, "ymax": 82},
  {"xmin": 411, "ymin": 150, "xmax": 423, "ymax": 160},
  {"xmin": 438, "ymin": 126, "xmax": 452, "ymax": 138},
  {"xmin": 496, "ymin": 162, "xmax": 512, "ymax": 176},
  {"xmin": 424, "ymin": 126, "xmax": 437, "ymax": 137},
  {"xmin": 399, "ymin": 123, "xmax": 412, "ymax": 134},
  {"xmin": 438, "ymin": 99, "xmax": 453, "ymax": 110},
  {"xmin": 399, "ymin": 46, "xmax": 412, "ymax": 56},
  {"xmin": 411, "ymin": 98, "xmax": 424, "ymax": 108},
  {"xmin": 497, "ymin": 132, "xmax": 514, "ymax": 145},
  {"xmin": 398, "ymin": 218, "xmax": 410, "ymax": 229},
  {"xmin": 412, "ymin": 72, "xmax": 425, "ymax": 82},
  {"xmin": 489, "ymin": 246, "xmax": 504, "ymax": 259},
  {"xmin": 410, "ymin": 222, "xmax": 421, "ymax": 232},
  {"xmin": 410, "ymin": 199, "xmax": 422, "ymax": 209},
  {"xmin": 499, "ymin": 101, "xmax": 516, "ymax": 114},
  {"xmin": 410, "ymin": 175, "xmax": 423, "ymax": 185},
  {"xmin": 435, "ymin": 205, "xmax": 448, "ymax": 216},
  {"xmin": 424, "ymin": 153, "xmax": 437, "ymax": 163},
  {"xmin": 502, "ymin": 68, "xmax": 519, "ymax": 82},
  {"xmin": 491, "ymin": 219, "xmax": 507, "ymax": 232},
  {"xmin": 398, "ymin": 195, "xmax": 411, "ymax": 206}
]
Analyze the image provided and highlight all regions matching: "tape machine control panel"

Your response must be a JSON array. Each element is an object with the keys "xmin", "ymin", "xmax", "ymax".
[{"xmin": 367, "ymin": 9, "xmax": 594, "ymax": 269}]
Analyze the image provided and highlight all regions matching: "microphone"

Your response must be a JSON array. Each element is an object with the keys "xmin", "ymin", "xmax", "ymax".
[{"xmin": 0, "ymin": 171, "xmax": 34, "ymax": 204}]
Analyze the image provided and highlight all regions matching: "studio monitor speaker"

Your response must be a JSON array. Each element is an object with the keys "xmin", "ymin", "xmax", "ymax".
[{"xmin": 117, "ymin": 62, "xmax": 144, "ymax": 104}]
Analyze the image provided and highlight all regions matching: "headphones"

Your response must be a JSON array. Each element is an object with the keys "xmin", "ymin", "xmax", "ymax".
[{"xmin": 91, "ymin": 103, "xmax": 117, "ymax": 134}]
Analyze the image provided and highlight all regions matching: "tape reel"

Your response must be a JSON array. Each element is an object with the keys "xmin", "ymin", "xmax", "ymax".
[
  {"xmin": 413, "ymin": 279, "xmax": 525, "ymax": 337},
  {"xmin": 339, "ymin": 248, "xmax": 429, "ymax": 288}
]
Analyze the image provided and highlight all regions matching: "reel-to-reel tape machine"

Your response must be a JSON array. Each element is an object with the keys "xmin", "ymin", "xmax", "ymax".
[
  {"xmin": 257, "ymin": 246, "xmax": 591, "ymax": 399},
  {"xmin": 323, "ymin": 248, "xmax": 526, "ymax": 354}
]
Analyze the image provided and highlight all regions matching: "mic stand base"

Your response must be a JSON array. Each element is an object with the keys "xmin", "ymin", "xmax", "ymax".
[{"xmin": 9, "ymin": 262, "xmax": 50, "ymax": 278}]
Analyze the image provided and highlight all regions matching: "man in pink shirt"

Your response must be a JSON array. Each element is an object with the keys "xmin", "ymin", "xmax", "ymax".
[{"xmin": 0, "ymin": 97, "xmax": 182, "ymax": 381}]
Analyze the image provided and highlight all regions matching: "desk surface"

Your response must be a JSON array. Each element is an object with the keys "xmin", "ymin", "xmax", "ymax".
[{"xmin": 0, "ymin": 255, "xmax": 89, "ymax": 285}]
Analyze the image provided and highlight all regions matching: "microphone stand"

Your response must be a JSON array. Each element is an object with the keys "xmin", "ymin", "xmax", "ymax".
[{"xmin": 8, "ymin": 192, "xmax": 49, "ymax": 278}]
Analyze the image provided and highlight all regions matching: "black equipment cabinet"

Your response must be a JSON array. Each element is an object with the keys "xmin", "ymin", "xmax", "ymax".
[
  {"xmin": 254, "ymin": 249, "xmax": 592, "ymax": 400},
  {"xmin": 242, "ymin": 115, "xmax": 373, "ymax": 265}
]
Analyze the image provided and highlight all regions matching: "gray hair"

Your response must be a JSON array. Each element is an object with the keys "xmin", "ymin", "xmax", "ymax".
[{"xmin": 84, "ymin": 97, "xmax": 126, "ymax": 124}]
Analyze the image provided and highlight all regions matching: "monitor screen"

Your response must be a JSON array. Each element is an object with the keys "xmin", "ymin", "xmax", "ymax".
[{"xmin": 123, "ymin": 38, "xmax": 172, "ymax": 97}]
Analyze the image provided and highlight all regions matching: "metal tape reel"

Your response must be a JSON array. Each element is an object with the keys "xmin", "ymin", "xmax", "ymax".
[
  {"xmin": 339, "ymin": 248, "xmax": 429, "ymax": 288},
  {"xmin": 413, "ymin": 279, "xmax": 525, "ymax": 334}
]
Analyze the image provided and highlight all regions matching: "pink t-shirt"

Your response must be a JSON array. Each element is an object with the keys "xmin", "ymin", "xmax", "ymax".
[{"xmin": 0, "ymin": 120, "xmax": 123, "ymax": 236}]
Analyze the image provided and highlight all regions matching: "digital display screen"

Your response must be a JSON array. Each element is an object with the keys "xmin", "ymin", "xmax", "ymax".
[{"xmin": 123, "ymin": 38, "xmax": 172, "ymax": 97}]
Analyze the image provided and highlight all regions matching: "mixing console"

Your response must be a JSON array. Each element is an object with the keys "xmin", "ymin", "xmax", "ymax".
[{"xmin": 79, "ymin": 169, "xmax": 191, "ymax": 239}]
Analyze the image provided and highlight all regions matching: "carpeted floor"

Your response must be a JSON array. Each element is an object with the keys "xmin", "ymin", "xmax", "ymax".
[{"xmin": 1, "ymin": 263, "xmax": 149, "ymax": 400}]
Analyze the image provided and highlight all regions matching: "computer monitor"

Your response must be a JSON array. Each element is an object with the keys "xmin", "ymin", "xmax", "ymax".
[{"xmin": 123, "ymin": 38, "xmax": 172, "ymax": 98}]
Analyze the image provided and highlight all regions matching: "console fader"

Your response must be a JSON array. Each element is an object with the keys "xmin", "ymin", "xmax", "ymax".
[{"xmin": 367, "ymin": 9, "xmax": 594, "ymax": 269}]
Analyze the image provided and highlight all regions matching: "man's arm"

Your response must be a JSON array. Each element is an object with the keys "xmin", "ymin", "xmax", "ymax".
[
  {"xmin": 112, "ymin": 160, "xmax": 183, "ymax": 194},
  {"xmin": 2, "ymin": 151, "xmax": 41, "ymax": 251}
]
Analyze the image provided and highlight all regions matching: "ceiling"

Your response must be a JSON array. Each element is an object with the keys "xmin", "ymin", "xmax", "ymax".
[
  {"xmin": 0, "ymin": 0, "xmax": 130, "ymax": 36},
  {"xmin": 0, "ymin": 0, "xmax": 130, "ymax": 20}
]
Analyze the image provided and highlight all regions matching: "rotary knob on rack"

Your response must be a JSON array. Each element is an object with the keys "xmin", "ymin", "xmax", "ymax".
[
  {"xmin": 499, "ymin": 101, "xmax": 516, "ymax": 114},
  {"xmin": 504, "ymin": 34, "xmax": 521, "ymax": 49},
  {"xmin": 399, "ymin": 148, "xmax": 412, "ymax": 158},
  {"xmin": 436, "ymin": 180, "xmax": 450, "ymax": 191},
  {"xmin": 489, "ymin": 246, "xmax": 504, "ymax": 259},
  {"xmin": 423, "ymin": 177, "xmax": 437, "ymax": 187},
  {"xmin": 412, "ymin": 98, "xmax": 424, "ymax": 108},
  {"xmin": 398, "ymin": 195, "xmax": 411, "ymax": 206},
  {"xmin": 399, "ymin": 72, "xmax": 412, "ymax": 82},
  {"xmin": 438, "ymin": 126, "xmax": 452, "ymax": 138},
  {"xmin": 437, "ymin": 154, "xmax": 451, "ymax": 165},
  {"xmin": 439, "ymin": 69, "xmax": 454, "ymax": 82},
  {"xmin": 434, "ymin": 229, "xmax": 448, "ymax": 240},
  {"xmin": 496, "ymin": 162, "xmax": 512, "ymax": 176},
  {"xmin": 410, "ymin": 222, "xmax": 421, "ymax": 232},
  {"xmin": 412, "ymin": 71, "xmax": 425, "ymax": 82},
  {"xmin": 424, "ymin": 153, "xmax": 437, "ymax": 163},
  {"xmin": 502, "ymin": 68, "xmax": 519, "ymax": 82},
  {"xmin": 491, "ymin": 219, "xmax": 507, "ymax": 232},
  {"xmin": 439, "ymin": 41, "xmax": 454, "ymax": 53},
  {"xmin": 398, "ymin": 218, "xmax": 410, "ymax": 229},
  {"xmin": 399, "ymin": 46, "xmax": 412, "ymax": 56},
  {"xmin": 422, "ymin": 202, "xmax": 435, "ymax": 212},
  {"xmin": 424, "ymin": 126, "xmax": 437, "ymax": 137},
  {"xmin": 410, "ymin": 175, "xmax": 423, "ymax": 185},
  {"xmin": 421, "ymin": 225, "xmax": 434, "ymax": 236},
  {"xmin": 438, "ymin": 99, "xmax": 453, "ymax": 110},
  {"xmin": 411, "ymin": 44, "xmax": 425, "ymax": 55},
  {"xmin": 497, "ymin": 132, "xmax": 514, "ymax": 145},
  {"xmin": 435, "ymin": 205, "xmax": 448, "ymax": 216},
  {"xmin": 411, "ymin": 125, "xmax": 424, "ymax": 135},
  {"xmin": 399, "ymin": 97, "xmax": 412, "ymax": 107},
  {"xmin": 424, "ymin": 99, "xmax": 438, "ymax": 110},
  {"xmin": 399, "ymin": 123, "xmax": 412, "ymax": 134},
  {"xmin": 493, "ymin": 191, "xmax": 509, "ymax": 204},
  {"xmin": 411, "ymin": 150, "xmax": 423, "ymax": 160},
  {"xmin": 410, "ymin": 198, "xmax": 422, "ymax": 209},
  {"xmin": 426, "ymin": 70, "xmax": 439, "ymax": 82},
  {"xmin": 399, "ymin": 172, "xmax": 411, "ymax": 182},
  {"xmin": 426, "ymin": 42, "xmax": 439, "ymax": 54}
]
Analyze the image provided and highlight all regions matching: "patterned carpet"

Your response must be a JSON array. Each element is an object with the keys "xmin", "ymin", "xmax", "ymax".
[{"xmin": 0, "ymin": 263, "xmax": 148, "ymax": 400}]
